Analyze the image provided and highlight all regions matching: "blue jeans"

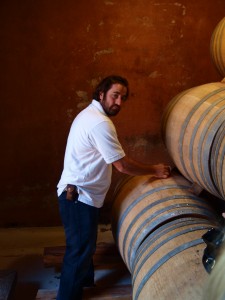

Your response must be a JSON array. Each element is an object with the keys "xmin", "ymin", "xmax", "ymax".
[{"xmin": 57, "ymin": 191, "xmax": 99, "ymax": 300}]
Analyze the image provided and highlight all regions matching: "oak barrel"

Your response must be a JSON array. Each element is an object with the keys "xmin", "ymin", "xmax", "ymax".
[
  {"xmin": 210, "ymin": 17, "xmax": 225, "ymax": 77},
  {"xmin": 132, "ymin": 217, "xmax": 218, "ymax": 300},
  {"xmin": 211, "ymin": 119, "xmax": 225, "ymax": 199},
  {"xmin": 111, "ymin": 173, "xmax": 218, "ymax": 272},
  {"xmin": 161, "ymin": 81, "xmax": 225, "ymax": 199}
]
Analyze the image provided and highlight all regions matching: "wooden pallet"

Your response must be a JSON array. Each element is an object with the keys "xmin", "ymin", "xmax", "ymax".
[
  {"xmin": 43, "ymin": 242, "xmax": 124, "ymax": 268},
  {"xmin": 0, "ymin": 270, "xmax": 17, "ymax": 300},
  {"xmin": 38, "ymin": 242, "xmax": 132, "ymax": 299},
  {"xmin": 36, "ymin": 284, "xmax": 132, "ymax": 299}
]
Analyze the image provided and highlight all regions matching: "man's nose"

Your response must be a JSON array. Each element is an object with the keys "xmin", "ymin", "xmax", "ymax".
[{"xmin": 115, "ymin": 96, "xmax": 122, "ymax": 105}]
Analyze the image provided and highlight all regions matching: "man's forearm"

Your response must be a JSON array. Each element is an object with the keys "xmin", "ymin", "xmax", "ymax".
[{"xmin": 113, "ymin": 156, "xmax": 171, "ymax": 178}]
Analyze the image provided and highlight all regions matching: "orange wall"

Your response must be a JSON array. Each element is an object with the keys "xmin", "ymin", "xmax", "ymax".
[{"xmin": 0, "ymin": 0, "xmax": 224, "ymax": 226}]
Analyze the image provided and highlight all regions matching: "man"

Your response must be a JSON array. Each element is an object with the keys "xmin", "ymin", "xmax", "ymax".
[{"xmin": 57, "ymin": 75, "xmax": 171, "ymax": 299}]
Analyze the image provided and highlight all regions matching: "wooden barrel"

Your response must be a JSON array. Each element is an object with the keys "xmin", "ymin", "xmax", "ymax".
[
  {"xmin": 132, "ymin": 217, "xmax": 219, "ymax": 300},
  {"xmin": 203, "ymin": 243, "xmax": 225, "ymax": 300},
  {"xmin": 111, "ymin": 173, "xmax": 218, "ymax": 272},
  {"xmin": 210, "ymin": 17, "xmax": 225, "ymax": 77},
  {"xmin": 211, "ymin": 119, "xmax": 225, "ymax": 199},
  {"xmin": 161, "ymin": 81, "xmax": 225, "ymax": 199}
]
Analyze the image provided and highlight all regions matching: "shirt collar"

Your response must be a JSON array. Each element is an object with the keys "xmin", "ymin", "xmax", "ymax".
[{"xmin": 91, "ymin": 99, "xmax": 107, "ymax": 116}]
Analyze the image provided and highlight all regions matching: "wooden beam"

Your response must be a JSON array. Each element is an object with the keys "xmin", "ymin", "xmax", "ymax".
[
  {"xmin": 36, "ymin": 285, "xmax": 132, "ymax": 299},
  {"xmin": 43, "ymin": 242, "xmax": 124, "ymax": 268}
]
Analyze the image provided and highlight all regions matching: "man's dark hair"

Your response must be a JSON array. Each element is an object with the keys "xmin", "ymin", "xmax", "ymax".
[{"xmin": 92, "ymin": 75, "xmax": 129, "ymax": 101}]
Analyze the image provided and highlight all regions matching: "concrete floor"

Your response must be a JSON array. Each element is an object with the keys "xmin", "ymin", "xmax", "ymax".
[{"xmin": 0, "ymin": 225, "xmax": 131, "ymax": 299}]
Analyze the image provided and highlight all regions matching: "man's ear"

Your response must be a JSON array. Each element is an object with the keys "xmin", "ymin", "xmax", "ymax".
[{"xmin": 99, "ymin": 92, "xmax": 104, "ymax": 101}]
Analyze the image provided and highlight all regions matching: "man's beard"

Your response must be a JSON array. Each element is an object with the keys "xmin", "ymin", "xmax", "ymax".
[
  {"xmin": 107, "ymin": 104, "xmax": 120, "ymax": 116},
  {"xmin": 102, "ymin": 101, "xmax": 120, "ymax": 116}
]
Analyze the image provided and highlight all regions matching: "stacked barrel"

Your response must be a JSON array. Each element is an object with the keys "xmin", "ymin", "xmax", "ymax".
[
  {"xmin": 111, "ymin": 173, "xmax": 219, "ymax": 299},
  {"xmin": 210, "ymin": 17, "xmax": 225, "ymax": 78},
  {"xmin": 161, "ymin": 80, "xmax": 225, "ymax": 200},
  {"xmin": 111, "ymin": 17, "xmax": 225, "ymax": 300}
]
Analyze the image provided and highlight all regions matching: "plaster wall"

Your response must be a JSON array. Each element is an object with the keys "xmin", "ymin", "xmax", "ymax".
[{"xmin": 0, "ymin": 0, "xmax": 224, "ymax": 226}]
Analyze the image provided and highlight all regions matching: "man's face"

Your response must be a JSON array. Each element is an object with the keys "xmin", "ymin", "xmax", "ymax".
[{"xmin": 99, "ymin": 83, "xmax": 127, "ymax": 116}]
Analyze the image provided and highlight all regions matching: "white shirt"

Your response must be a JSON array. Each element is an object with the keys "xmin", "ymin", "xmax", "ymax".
[{"xmin": 57, "ymin": 100, "xmax": 125, "ymax": 208}]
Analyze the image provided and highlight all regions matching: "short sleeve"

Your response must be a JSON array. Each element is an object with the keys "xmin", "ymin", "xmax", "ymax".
[{"xmin": 89, "ymin": 120, "xmax": 125, "ymax": 164}]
